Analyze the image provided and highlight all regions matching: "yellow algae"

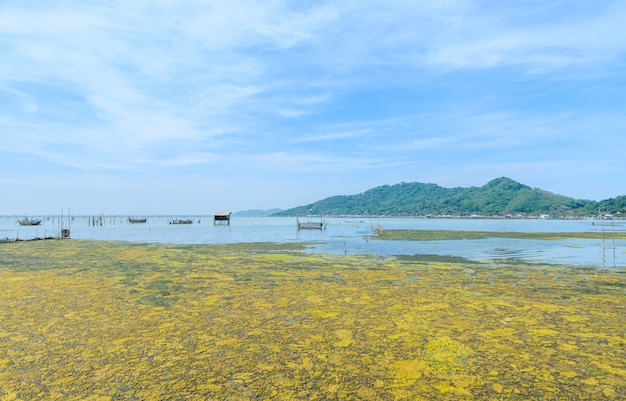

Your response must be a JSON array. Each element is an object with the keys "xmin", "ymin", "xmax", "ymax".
[
  {"xmin": 386, "ymin": 303, "xmax": 408, "ymax": 311},
  {"xmin": 528, "ymin": 328, "xmax": 560, "ymax": 337},
  {"xmin": 215, "ymin": 338, "xmax": 239, "ymax": 347},
  {"xmin": 591, "ymin": 361, "xmax": 626, "ymax": 377},
  {"xmin": 261, "ymin": 254, "xmax": 295, "ymax": 261},
  {"xmin": 603, "ymin": 387, "xmax": 616, "ymax": 397},
  {"xmin": 481, "ymin": 327, "xmax": 516, "ymax": 338},
  {"xmin": 563, "ymin": 314, "xmax": 587, "ymax": 323},
  {"xmin": 311, "ymin": 310, "xmax": 339, "ymax": 318},
  {"xmin": 0, "ymin": 393, "xmax": 19, "ymax": 401},
  {"xmin": 388, "ymin": 332, "xmax": 411, "ymax": 341},
  {"xmin": 306, "ymin": 294, "xmax": 325, "ymax": 304},
  {"xmin": 422, "ymin": 336, "xmax": 474, "ymax": 372},
  {"xmin": 434, "ymin": 382, "xmax": 472, "ymax": 397},
  {"xmin": 391, "ymin": 359, "xmax": 431, "ymax": 381},
  {"xmin": 2, "ymin": 276, "xmax": 27, "ymax": 282},
  {"xmin": 334, "ymin": 329, "xmax": 354, "ymax": 347},
  {"xmin": 560, "ymin": 370, "xmax": 579, "ymax": 379},
  {"xmin": 326, "ymin": 383, "xmax": 340, "ymax": 394},
  {"xmin": 581, "ymin": 377, "xmax": 599, "ymax": 386},
  {"xmin": 417, "ymin": 302, "xmax": 450, "ymax": 311},
  {"xmin": 0, "ymin": 240, "xmax": 624, "ymax": 400},
  {"xmin": 356, "ymin": 387, "xmax": 377, "ymax": 400}
]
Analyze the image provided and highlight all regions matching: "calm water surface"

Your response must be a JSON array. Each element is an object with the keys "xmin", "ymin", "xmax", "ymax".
[{"xmin": 1, "ymin": 215, "xmax": 624, "ymax": 267}]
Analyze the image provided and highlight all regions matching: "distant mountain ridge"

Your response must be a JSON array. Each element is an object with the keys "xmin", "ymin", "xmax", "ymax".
[
  {"xmin": 273, "ymin": 177, "xmax": 626, "ymax": 218},
  {"xmin": 234, "ymin": 208, "xmax": 283, "ymax": 217}
]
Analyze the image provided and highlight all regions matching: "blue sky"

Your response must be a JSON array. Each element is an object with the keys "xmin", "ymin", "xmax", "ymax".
[{"xmin": 1, "ymin": 1, "xmax": 625, "ymax": 215}]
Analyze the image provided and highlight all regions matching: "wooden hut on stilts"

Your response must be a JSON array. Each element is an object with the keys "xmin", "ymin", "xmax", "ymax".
[{"xmin": 213, "ymin": 212, "xmax": 232, "ymax": 225}]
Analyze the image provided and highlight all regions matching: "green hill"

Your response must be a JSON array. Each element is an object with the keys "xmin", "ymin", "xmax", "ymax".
[
  {"xmin": 233, "ymin": 208, "xmax": 283, "ymax": 217},
  {"xmin": 274, "ymin": 177, "xmax": 625, "ymax": 217}
]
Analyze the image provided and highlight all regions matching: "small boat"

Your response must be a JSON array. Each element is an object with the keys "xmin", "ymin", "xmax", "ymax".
[
  {"xmin": 169, "ymin": 219, "xmax": 193, "ymax": 225},
  {"xmin": 18, "ymin": 218, "xmax": 42, "ymax": 226},
  {"xmin": 128, "ymin": 217, "xmax": 148, "ymax": 223}
]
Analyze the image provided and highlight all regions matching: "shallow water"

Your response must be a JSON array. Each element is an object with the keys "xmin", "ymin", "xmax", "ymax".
[{"xmin": 1, "ymin": 215, "xmax": 624, "ymax": 267}]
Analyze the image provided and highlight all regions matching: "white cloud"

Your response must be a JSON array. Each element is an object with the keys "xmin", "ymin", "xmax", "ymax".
[
  {"xmin": 423, "ymin": 2, "xmax": 626, "ymax": 72},
  {"xmin": 286, "ymin": 129, "xmax": 370, "ymax": 145},
  {"xmin": 1, "ymin": 1, "xmax": 625, "ymax": 212}
]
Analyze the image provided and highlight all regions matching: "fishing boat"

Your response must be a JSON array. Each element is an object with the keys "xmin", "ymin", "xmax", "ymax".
[
  {"xmin": 128, "ymin": 217, "xmax": 148, "ymax": 223},
  {"xmin": 18, "ymin": 218, "xmax": 42, "ymax": 226},
  {"xmin": 169, "ymin": 219, "xmax": 193, "ymax": 225}
]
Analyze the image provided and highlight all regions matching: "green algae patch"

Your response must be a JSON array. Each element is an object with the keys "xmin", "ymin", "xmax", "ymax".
[
  {"xmin": 377, "ymin": 229, "xmax": 626, "ymax": 241},
  {"xmin": 0, "ymin": 240, "xmax": 624, "ymax": 400},
  {"xmin": 395, "ymin": 253, "xmax": 482, "ymax": 265}
]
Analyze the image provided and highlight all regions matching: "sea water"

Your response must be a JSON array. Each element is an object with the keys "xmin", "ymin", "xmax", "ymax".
[{"xmin": 1, "ymin": 215, "xmax": 624, "ymax": 267}]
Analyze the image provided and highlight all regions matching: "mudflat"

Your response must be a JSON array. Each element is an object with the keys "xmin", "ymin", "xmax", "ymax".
[{"xmin": 0, "ymin": 240, "xmax": 623, "ymax": 400}]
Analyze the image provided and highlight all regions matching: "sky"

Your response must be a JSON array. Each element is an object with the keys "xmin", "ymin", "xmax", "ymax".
[{"xmin": 1, "ymin": 1, "xmax": 625, "ymax": 215}]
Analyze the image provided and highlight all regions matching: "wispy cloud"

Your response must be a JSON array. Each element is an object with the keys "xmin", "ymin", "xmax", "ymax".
[{"xmin": 1, "ymin": 1, "xmax": 625, "ymax": 212}]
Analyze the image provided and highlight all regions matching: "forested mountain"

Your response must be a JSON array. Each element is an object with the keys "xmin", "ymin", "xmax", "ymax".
[{"xmin": 273, "ymin": 177, "xmax": 626, "ymax": 217}]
